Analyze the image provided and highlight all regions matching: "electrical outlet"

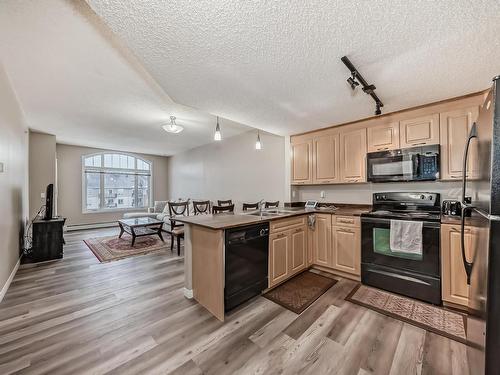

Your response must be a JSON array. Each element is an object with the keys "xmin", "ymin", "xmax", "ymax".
[{"xmin": 320, "ymin": 191, "xmax": 325, "ymax": 198}]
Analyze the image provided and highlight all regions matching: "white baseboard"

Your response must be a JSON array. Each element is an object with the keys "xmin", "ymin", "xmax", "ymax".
[
  {"xmin": 65, "ymin": 221, "xmax": 117, "ymax": 232},
  {"xmin": 0, "ymin": 257, "xmax": 21, "ymax": 303},
  {"xmin": 183, "ymin": 288, "xmax": 193, "ymax": 299}
]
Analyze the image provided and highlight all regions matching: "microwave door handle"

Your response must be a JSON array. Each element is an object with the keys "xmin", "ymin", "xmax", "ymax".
[
  {"xmin": 460, "ymin": 207, "xmax": 473, "ymax": 285},
  {"xmin": 461, "ymin": 122, "xmax": 477, "ymax": 205},
  {"xmin": 412, "ymin": 154, "xmax": 419, "ymax": 178}
]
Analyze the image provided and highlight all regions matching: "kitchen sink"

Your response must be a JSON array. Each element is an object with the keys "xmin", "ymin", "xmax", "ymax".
[{"xmin": 245, "ymin": 209, "xmax": 297, "ymax": 217}]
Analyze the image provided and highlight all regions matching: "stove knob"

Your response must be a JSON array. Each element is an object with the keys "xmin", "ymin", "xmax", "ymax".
[{"xmin": 420, "ymin": 195, "xmax": 425, "ymax": 199}]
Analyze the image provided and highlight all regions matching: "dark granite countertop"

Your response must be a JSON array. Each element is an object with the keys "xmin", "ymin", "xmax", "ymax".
[{"xmin": 174, "ymin": 204, "xmax": 372, "ymax": 230}]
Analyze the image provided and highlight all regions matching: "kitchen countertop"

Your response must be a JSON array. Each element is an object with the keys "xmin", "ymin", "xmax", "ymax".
[{"xmin": 173, "ymin": 204, "xmax": 372, "ymax": 230}]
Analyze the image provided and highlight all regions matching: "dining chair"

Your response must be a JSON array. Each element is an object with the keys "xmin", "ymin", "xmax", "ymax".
[
  {"xmin": 242, "ymin": 202, "xmax": 259, "ymax": 211},
  {"xmin": 212, "ymin": 204, "xmax": 235, "ymax": 214},
  {"xmin": 265, "ymin": 201, "xmax": 279, "ymax": 208},
  {"xmin": 192, "ymin": 200, "xmax": 211, "ymax": 215},
  {"xmin": 217, "ymin": 199, "xmax": 233, "ymax": 206},
  {"xmin": 167, "ymin": 201, "xmax": 189, "ymax": 256}
]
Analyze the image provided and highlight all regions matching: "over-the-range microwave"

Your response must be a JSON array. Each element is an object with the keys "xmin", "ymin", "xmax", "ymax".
[{"xmin": 366, "ymin": 145, "xmax": 440, "ymax": 183}]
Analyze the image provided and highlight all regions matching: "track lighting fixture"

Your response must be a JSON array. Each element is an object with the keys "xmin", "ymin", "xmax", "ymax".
[{"xmin": 341, "ymin": 56, "xmax": 384, "ymax": 116}]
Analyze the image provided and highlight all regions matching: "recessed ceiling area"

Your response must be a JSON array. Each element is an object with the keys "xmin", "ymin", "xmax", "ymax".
[
  {"xmin": 86, "ymin": 0, "xmax": 500, "ymax": 136},
  {"xmin": 0, "ymin": 0, "xmax": 252, "ymax": 156}
]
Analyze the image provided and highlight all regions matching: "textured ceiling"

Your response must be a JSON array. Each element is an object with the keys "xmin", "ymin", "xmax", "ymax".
[
  {"xmin": 0, "ymin": 0, "xmax": 251, "ymax": 156},
  {"xmin": 87, "ymin": 0, "xmax": 500, "ymax": 135}
]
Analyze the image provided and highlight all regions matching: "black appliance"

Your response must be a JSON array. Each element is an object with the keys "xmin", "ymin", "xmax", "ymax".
[
  {"xmin": 460, "ymin": 76, "xmax": 500, "ymax": 375},
  {"xmin": 367, "ymin": 145, "xmax": 440, "ymax": 182},
  {"xmin": 224, "ymin": 223, "xmax": 269, "ymax": 311},
  {"xmin": 442, "ymin": 199, "xmax": 462, "ymax": 216},
  {"xmin": 43, "ymin": 183, "xmax": 54, "ymax": 220},
  {"xmin": 361, "ymin": 192, "xmax": 441, "ymax": 304}
]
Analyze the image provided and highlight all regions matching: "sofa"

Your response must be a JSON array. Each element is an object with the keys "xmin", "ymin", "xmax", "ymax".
[{"xmin": 123, "ymin": 201, "xmax": 169, "ymax": 221}]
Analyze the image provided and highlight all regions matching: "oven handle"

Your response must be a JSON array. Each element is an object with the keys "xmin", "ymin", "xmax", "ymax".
[{"xmin": 361, "ymin": 216, "xmax": 441, "ymax": 229}]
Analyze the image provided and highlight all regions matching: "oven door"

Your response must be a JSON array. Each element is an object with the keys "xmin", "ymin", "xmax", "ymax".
[{"xmin": 361, "ymin": 216, "xmax": 440, "ymax": 277}]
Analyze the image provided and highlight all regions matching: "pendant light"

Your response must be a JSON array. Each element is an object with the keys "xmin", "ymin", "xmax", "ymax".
[
  {"xmin": 214, "ymin": 116, "xmax": 222, "ymax": 141},
  {"xmin": 255, "ymin": 131, "xmax": 262, "ymax": 150},
  {"xmin": 162, "ymin": 116, "xmax": 184, "ymax": 133}
]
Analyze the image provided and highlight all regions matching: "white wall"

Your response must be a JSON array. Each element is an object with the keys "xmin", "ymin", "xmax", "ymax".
[
  {"xmin": 167, "ymin": 130, "xmax": 286, "ymax": 208},
  {"xmin": 293, "ymin": 181, "xmax": 462, "ymax": 205},
  {"xmin": 0, "ymin": 64, "xmax": 28, "ymax": 293}
]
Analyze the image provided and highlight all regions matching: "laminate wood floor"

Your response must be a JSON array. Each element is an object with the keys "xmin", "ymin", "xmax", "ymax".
[{"xmin": 0, "ymin": 228, "xmax": 475, "ymax": 374}]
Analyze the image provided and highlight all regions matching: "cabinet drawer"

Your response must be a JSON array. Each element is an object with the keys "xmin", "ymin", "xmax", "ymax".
[
  {"xmin": 332, "ymin": 215, "xmax": 360, "ymax": 227},
  {"xmin": 270, "ymin": 216, "xmax": 306, "ymax": 233}
]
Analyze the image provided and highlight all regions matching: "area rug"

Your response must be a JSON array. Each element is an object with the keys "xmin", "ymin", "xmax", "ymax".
[
  {"xmin": 84, "ymin": 234, "xmax": 170, "ymax": 262},
  {"xmin": 346, "ymin": 284, "xmax": 467, "ymax": 343},
  {"xmin": 263, "ymin": 271, "xmax": 337, "ymax": 314}
]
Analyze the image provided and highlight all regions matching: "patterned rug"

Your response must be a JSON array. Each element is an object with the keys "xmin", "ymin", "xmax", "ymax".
[
  {"xmin": 346, "ymin": 284, "xmax": 467, "ymax": 343},
  {"xmin": 263, "ymin": 271, "xmax": 337, "ymax": 314},
  {"xmin": 84, "ymin": 234, "xmax": 171, "ymax": 262}
]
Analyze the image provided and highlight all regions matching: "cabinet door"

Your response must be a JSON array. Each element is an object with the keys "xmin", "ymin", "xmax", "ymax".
[
  {"xmin": 313, "ymin": 133, "xmax": 340, "ymax": 184},
  {"xmin": 441, "ymin": 224, "xmax": 476, "ymax": 306},
  {"xmin": 331, "ymin": 226, "xmax": 361, "ymax": 276},
  {"xmin": 313, "ymin": 214, "xmax": 332, "ymax": 267},
  {"xmin": 367, "ymin": 122, "xmax": 400, "ymax": 153},
  {"xmin": 399, "ymin": 114, "xmax": 440, "ymax": 148},
  {"xmin": 269, "ymin": 232, "xmax": 290, "ymax": 287},
  {"xmin": 340, "ymin": 128, "xmax": 367, "ymax": 183},
  {"xmin": 440, "ymin": 106, "xmax": 479, "ymax": 180},
  {"xmin": 291, "ymin": 140, "xmax": 313, "ymax": 184},
  {"xmin": 290, "ymin": 226, "xmax": 307, "ymax": 274}
]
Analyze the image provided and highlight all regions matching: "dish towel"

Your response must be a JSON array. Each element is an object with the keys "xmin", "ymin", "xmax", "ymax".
[{"xmin": 389, "ymin": 220, "xmax": 423, "ymax": 255}]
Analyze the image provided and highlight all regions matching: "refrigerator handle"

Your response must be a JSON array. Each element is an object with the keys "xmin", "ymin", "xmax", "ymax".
[
  {"xmin": 461, "ymin": 122, "xmax": 477, "ymax": 204},
  {"xmin": 460, "ymin": 207, "xmax": 473, "ymax": 285}
]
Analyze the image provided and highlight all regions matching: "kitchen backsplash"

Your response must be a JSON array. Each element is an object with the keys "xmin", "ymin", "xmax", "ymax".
[{"xmin": 292, "ymin": 181, "xmax": 462, "ymax": 205}]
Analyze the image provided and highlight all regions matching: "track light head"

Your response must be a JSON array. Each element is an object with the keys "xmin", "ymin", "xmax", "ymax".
[
  {"xmin": 346, "ymin": 75, "xmax": 359, "ymax": 90},
  {"xmin": 375, "ymin": 102, "xmax": 382, "ymax": 116}
]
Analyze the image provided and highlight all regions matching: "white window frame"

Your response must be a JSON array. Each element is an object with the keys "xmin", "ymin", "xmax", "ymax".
[{"xmin": 82, "ymin": 152, "xmax": 153, "ymax": 214}]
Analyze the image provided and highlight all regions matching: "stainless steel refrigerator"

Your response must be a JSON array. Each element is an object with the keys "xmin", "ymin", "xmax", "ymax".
[{"xmin": 461, "ymin": 75, "xmax": 500, "ymax": 375}]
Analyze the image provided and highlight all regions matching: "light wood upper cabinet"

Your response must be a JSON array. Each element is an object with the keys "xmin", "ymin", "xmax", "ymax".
[
  {"xmin": 340, "ymin": 128, "xmax": 367, "ymax": 183},
  {"xmin": 331, "ymin": 225, "xmax": 361, "ymax": 276},
  {"xmin": 399, "ymin": 114, "xmax": 440, "ymax": 148},
  {"xmin": 440, "ymin": 106, "xmax": 479, "ymax": 180},
  {"xmin": 291, "ymin": 140, "xmax": 313, "ymax": 184},
  {"xmin": 290, "ymin": 227, "xmax": 307, "ymax": 274},
  {"xmin": 313, "ymin": 214, "xmax": 332, "ymax": 267},
  {"xmin": 367, "ymin": 122, "xmax": 400, "ymax": 153},
  {"xmin": 441, "ymin": 224, "xmax": 477, "ymax": 307},
  {"xmin": 313, "ymin": 133, "xmax": 340, "ymax": 184},
  {"xmin": 269, "ymin": 232, "xmax": 290, "ymax": 287}
]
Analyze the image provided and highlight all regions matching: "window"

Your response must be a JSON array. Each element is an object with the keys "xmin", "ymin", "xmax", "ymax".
[{"xmin": 83, "ymin": 153, "xmax": 152, "ymax": 212}]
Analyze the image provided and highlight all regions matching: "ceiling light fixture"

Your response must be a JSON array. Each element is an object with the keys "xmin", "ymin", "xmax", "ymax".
[
  {"xmin": 255, "ymin": 131, "xmax": 262, "ymax": 150},
  {"xmin": 162, "ymin": 116, "xmax": 184, "ymax": 133},
  {"xmin": 214, "ymin": 116, "xmax": 222, "ymax": 141}
]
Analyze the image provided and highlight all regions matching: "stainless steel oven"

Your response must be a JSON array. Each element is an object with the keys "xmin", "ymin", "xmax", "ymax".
[
  {"xmin": 361, "ymin": 192, "xmax": 442, "ymax": 304},
  {"xmin": 367, "ymin": 145, "xmax": 440, "ymax": 182}
]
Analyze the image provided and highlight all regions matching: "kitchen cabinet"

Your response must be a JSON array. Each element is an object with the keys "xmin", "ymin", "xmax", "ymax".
[
  {"xmin": 399, "ymin": 114, "xmax": 440, "ymax": 148},
  {"xmin": 367, "ymin": 122, "xmax": 400, "ymax": 153},
  {"xmin": 291, "ymin": 139, "xmax": 313, "ymax": 184},
  {"xmin": 269, "ymin": 232, "xmax": 290, "ymax": 287},
  {"xmin": 440, "ymin": 106, "xmax": 479, "ymax": 180},
  {"xmin": 269, "ymin": 218, "xmax": 308, "ymax": 288},
  {"xmin": 340, "ymin": 128, "xmax": 367, "ymax": 183},
  {"xmin": 290, "ymin": 227, "xmax": 307, "ymax": 274},
  {"xmin": 331, "ymin": 225, "xmax": 361, "ymax": 276},
  {"xmin": 312, "ymin": 214, "xmax": 332, "ymax": 267},
  {"xmin": 441, "ymin": 224, "xmax": 477, "ymax": 307},
  {"xmin": 313, "ymin": 133, "xmax": 340, "ymax": 184}
]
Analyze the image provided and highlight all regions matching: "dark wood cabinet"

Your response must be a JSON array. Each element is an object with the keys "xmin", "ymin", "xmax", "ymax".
[{"xmin": 30, "ymin": 217, "xmax": 65, "ymax": 262}]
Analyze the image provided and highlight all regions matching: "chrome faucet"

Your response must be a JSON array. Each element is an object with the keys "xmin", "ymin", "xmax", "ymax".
[{"xmin": 258, "ymin": 199, "xmax": 265, "ymax": 217}]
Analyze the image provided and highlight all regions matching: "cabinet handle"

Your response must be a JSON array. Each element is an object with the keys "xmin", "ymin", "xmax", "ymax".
[
  {"xmin": 338, "ymin": 219, "xmax": 354, "ymax": 224},
  {"xmin": 339, "ymin": 229, "xmax": 355, "ymax": 233},
  {"xmin": 410, "ymin": 142, "xmax": 427, "ymax": 146},
  {"xmin": 450, "ymin": 176, "xmax": 461, "ymax": 179},
  {"xmin": 277, "ymin": 233, "xmax": 286, "ymax": 238},
  {"xmin": 376, "ymin": 147, "xmax": 389, "ymax": 151},
  {"xmin": 294, "ymin": 228, "xmax": 303, "ymax": 233},
  {"xmin": 348, "ymin": 179, "xmax": 359, "ymax": 183}
]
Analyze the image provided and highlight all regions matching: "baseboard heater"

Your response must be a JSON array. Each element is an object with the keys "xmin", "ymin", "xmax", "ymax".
[{"xmin": 65, "ymin": 221, "xmax": 117, "ymax": 232}]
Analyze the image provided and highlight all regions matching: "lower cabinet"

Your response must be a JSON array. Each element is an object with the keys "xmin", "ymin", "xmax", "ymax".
[
  {"xmin": 269, "ymin": 225, "xmax": 308, "ymax": 287},
  {"xmin": 441, "ymin": 224, "xmax": 477, "ymax": 307},
  {"xmin": 312, "ymin": 214, "xmax": 332, "ymax": 267},
  {"xmin": 331, "ymin": 225, "xmax": 361, "ymax": 276}
]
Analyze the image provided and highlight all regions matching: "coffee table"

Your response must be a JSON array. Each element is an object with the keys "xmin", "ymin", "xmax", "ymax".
[{"xmin": 118, "ymin": 217, "xmax": 164, "ymax": 246}]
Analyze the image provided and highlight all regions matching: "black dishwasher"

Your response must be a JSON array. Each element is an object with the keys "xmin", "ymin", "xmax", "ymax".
[{"xmin": 225, "ymin": 223, "xmax": 269, "ymax": 312}]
